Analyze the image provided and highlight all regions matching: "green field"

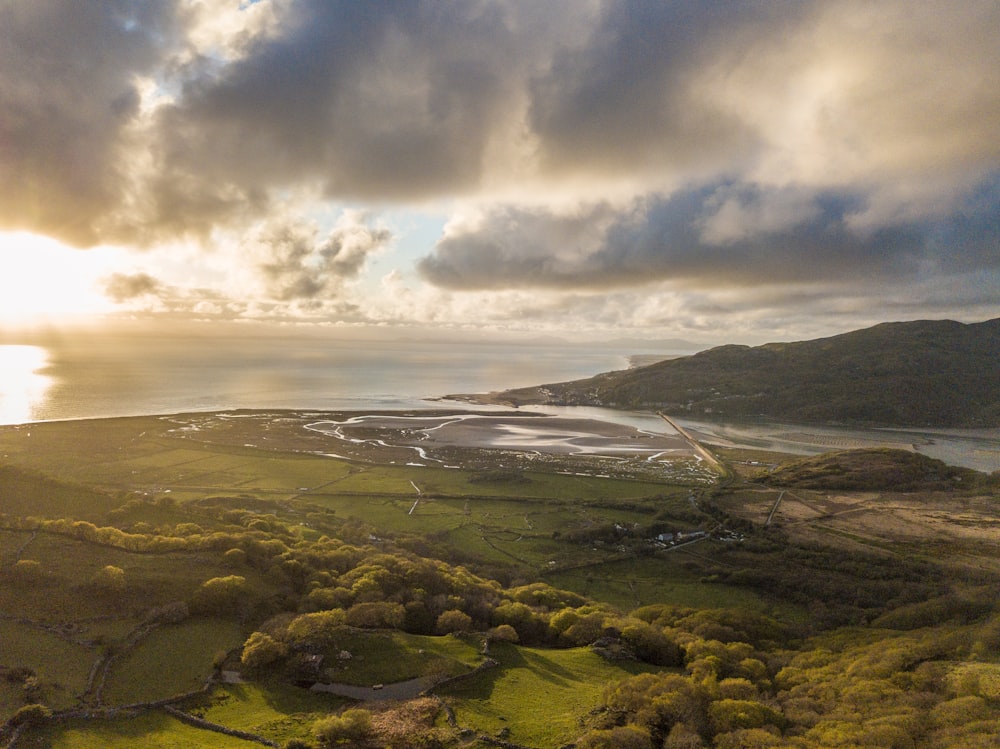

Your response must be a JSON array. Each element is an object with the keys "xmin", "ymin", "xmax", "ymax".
[
  {"xmin": 27, "ymin": 711, "xmax": 261, "ymax": 749},
  {"xmin": 317, "ymin": 631, "xmax": 485, "ymax": 686},
  {"xmin": 0, "ymin": 621, "xmax": 93, "ymax": 714},
  {"xmin": 1, "ymin": 411, "xmax": 997, "ymax": 748},
  {"xmin": 103, "ymin": 619, "xmax": 245, "ymax": 705},
  {"xmin": 188, "ymin": 682, "xmax": 347, "ymax": 745},
  {"xmin": 441, "ymin": 642, "xmax": 666, "ymax": 747},
  {"xmin": 545, "ymin": 555, "xmax": 775, "ymax": 611}
]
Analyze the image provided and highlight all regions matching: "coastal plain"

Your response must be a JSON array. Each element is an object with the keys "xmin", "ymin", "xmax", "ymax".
[{"xmin": 1, "ymin": 409, "xmax": 998, "ymax": 748}]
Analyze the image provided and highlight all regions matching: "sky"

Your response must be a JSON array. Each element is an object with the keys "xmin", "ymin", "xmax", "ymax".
[{"xmin": 0, "ymin": 0, "xmax": 998, "ymax": 346}]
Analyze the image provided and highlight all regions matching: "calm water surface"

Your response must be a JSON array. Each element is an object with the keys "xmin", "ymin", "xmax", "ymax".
[
  {"xmin": 1, "ymin": 336, "xmax": 996, "ymax": 471},
  {"xmin": 0, "ymin": 336, "xmax": 636, "ymax": 424}
]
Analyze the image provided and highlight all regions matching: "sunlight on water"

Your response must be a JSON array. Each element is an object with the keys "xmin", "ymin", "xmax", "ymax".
[{"xmin": 0, "ymin": 345, "xmax": 52, "ymax": 424}]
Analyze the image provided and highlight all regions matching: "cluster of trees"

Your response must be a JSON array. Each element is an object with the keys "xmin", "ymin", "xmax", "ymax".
[
  {"xmin": 239, "ymin": 582, "xmax": 1000, "ymax": 748},
  {"xmin": 575, "ymin": 606, "xmax": 1000, "ymax": 748}
]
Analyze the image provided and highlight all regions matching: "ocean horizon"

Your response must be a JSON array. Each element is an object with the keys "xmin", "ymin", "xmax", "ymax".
[{"xmin": 0, "ymin": 333, "xmax": 648, "ymax": 426}]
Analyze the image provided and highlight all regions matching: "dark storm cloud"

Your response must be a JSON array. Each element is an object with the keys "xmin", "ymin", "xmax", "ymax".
[
  {"xmin": 418, "ymin": 178, "xmax": 1000, "ymax": 291},
  {"xmin": 0, "ymin": 0, "xmax": 182, "ymax": 246},
  {"xmin": 152, "ymin": 0, "xmax": 557, "ymax": 204},
  {"xmin": 527, "ymin": 0, "xmax": 801, "ymax": 177}
]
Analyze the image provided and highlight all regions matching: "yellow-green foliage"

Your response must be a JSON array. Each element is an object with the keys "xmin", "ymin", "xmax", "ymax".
[
  {"xmin": 947, "ymin": 662, "xmax": 1000, "ymax": 700},
  {"xmin": 240, "ymin": 631, "xmax": 287, "ymax": 673},
  {"xmin": 312, "ymin": 707, "xmax": 372, "ymax": 746}
]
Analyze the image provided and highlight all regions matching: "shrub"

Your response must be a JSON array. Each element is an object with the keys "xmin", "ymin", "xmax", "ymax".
[
  {"xmin": 487, "ymin": 624, "xmax": 519, "ymax": 643},
  {"xmin": 10, "ymin": 703, "xmax": 52, "ymax": 727},
  {"xmin": 345, "ymin": 602, "xmax": 405, "ymax": 629},
  {"xmin": 313, "ymin": 708, "xmax": 372, "ymax": 746},
  {"xmin": 576, "ymin": 725, "xmax": 653, "ymax": 749},
  {"xmin": 193, "ymin": 575, "xmax": 248, "ymax": 614},
  {"xmin": 436, "ymin": 610, "xmax": 473, "ymax": 634},
  {"xmin": 91, "ymin": 565, "xmax": 127, "ymax": 594},
  {"xmin": 241, "ymin": 631, "xmax": 288, "ymax": 674},
  {"xmin": 10, "ymin": 559, "xmax": 44, "ymax": 584}
]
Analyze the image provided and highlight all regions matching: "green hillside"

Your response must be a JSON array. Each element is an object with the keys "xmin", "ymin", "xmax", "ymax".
[
  {"xmin": 760, "ymin": 448, "xmax": 983, "ymax": 491},
  {"xmin": 495, "ymin": 318, "xmax": 1000, "ymax": 427}
]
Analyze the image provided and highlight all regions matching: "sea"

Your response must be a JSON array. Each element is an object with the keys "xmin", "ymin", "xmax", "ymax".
[
  {"xmin": 0, "ymin": 333, "xmax": 644, "ymax": 425},
  {"xmin": 2, "ymin": 333, "xmax": 998, "ymax": 472}
]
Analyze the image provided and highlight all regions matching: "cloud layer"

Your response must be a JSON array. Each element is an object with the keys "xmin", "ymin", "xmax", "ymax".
[{"xmin": 1, "ymin": 0, "xmax": 997, "ymax": 338}]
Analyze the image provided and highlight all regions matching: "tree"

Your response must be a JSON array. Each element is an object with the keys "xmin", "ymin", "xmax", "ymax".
[
  {"xmin": 708, "ymin": 699, "xmax": 783, "ymax": 735},
  {"xmin": 491, "ymin": 601, "xmax": 548, "ymax": 643},
  {"xmin": 287, "ymin": 610, "xmax": 346, "ymax": 647},
  {"xmin": 345, "ymin": 601, "xmax": 405, "ymax": 629},
  {"xmin": 241, "ymin": 631, "xmax": 288, "ymax": 674},
  {"xmin": 576, "ymin": 725, "xmax": 652, "ymax": 749},
  {"xmin": 193, "ymin": 575, "xmax": 248, "ymax": 615},
  {"xmin": 487, "ymin": 624, "xmax": 520, "ymax": 644},
  {"xmin": 92, "ymin": 565, "xmax": 126, "ymax": 594},
  {"xmin": 713, "ymin": 728, "xmax": 782, "ymax": 749},
  {"xmin": 565, "ymin": 614, "xmax": 608, "ymax": 645},
  {"xmin": 662, "ymin": 722, "xmax": 706, "ymax": 748},
  {"xmin": 10, "ymin": 559, "xmax": 44, "ymax": 585},
  {"xmin": 621, "ymin": 621, "xmax": 683, "ymax": 666},
  {"xmin": 436, "ymin": 609, "xmax": 473, "ymax": 634}
]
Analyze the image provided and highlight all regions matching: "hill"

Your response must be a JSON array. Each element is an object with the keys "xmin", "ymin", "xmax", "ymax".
[
  {"xmin": 759, "ymin": 448, "xmax": 983, "ymax": 491},
  {"xmin": 485, "ymin": 318, "xmax": 1000, "ymax": 428}
]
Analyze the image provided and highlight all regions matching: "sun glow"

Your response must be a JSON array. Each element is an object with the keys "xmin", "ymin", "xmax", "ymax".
[
  {"xmin": 0, "ymin": 232, "xmax": 121, "ymax": 327},
  {"xmin": 0, "ymin": 345, "xmax": 53, "ymax": 424}
]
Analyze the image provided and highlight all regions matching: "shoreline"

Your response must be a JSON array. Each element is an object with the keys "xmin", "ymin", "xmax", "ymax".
[{"xmin": 1, "ymin": 404, "xmax": 997, "ymax": 473}]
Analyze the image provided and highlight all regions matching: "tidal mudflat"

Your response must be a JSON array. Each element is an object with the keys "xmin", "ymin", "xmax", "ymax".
[{"xmin": 165, "ymin": 409, "xmax": 713, "ymax": 483}]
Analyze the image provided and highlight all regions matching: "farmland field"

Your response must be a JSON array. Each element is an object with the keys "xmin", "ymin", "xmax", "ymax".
[{"xmin": 1, "ymin": 410, "xmax": 998, "ymax": 748}]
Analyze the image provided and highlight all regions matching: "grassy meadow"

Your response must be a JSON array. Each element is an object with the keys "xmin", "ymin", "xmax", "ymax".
[{"xmin": 440, "ymin": 642, "xmax": 667, "ymax": 746}]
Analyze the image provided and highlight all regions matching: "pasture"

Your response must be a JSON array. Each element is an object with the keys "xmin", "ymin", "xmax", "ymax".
[
  {"xmin": 186, "ymin": 682, "xmax": 347, "ymax": 745},
  {"xmin": 102, "ymin": 619, "xmax": 245, "ymax": 705},
  {"xmin": 545, "ymin": 554, "xmax": 776, "ymax": 611},
  {"xmin": 25, "ymin": 711, "xmax": 260, "ymax": 749},
  {"xmin": 0, "ymin": 410, "xmax": 743, "ymax": 743},
  {"xmin": 317, "ymin": 630, "xmax": 484, "ymax": 686},
  {"xmin": 440, "ymin": 642, "xmax": 666, "ymax": 747}
]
